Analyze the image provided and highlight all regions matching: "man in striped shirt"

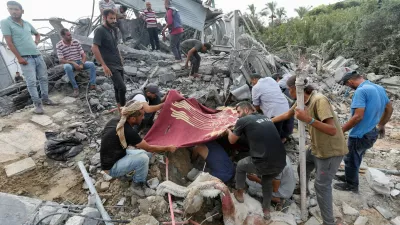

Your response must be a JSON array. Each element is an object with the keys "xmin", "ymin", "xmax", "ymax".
[
  {"xmin": 56, "ymin": 28, "xmax": 97, "ymax": 97},
  {"xmin": 99, "ymin": 0, "xmax": 116, "ymax": 14},
  {"xmin": 141, "ymin": 2, "xmax": 160, "ymax": 51}
]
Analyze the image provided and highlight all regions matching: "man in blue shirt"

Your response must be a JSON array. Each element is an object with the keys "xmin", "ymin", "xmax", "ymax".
[
  {"xmin": 334, "ymin": 71, "xmax": 393, "ymax": 192},
  {"xmin": 1, "ymin": 1, "xmax": 56, "ymax": 114}
]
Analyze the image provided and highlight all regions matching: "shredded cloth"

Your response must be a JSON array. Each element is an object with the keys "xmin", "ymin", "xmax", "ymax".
[
  {"xmin": 116, "ymin": 101, "xmax": 143, "ymax": 148},
  {"xmin": 144, "ymin": 90, "xmax": 238, "ymax": 147}
]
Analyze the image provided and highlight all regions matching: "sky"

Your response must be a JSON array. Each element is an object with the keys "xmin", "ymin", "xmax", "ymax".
[{"xmin": 0, "ymin": 0, "xmax": 341, "ymax": 38}]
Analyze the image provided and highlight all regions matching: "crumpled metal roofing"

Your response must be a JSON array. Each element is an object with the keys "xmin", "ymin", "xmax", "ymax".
[{"xmin": 116, "ymin": 0, "xmax": 222, "ymax": 31}]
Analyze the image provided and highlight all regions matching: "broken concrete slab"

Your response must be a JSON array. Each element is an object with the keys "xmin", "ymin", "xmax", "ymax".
[
  {"xmin": 129, "ymin": 214, "xmax": 159, "ymax": 225},
  {"xmin": 391, "ymin": 216, "xmax": 400, "ymax": 225},
  {"xmin": 367, "ymin": 73, "xmax": 385, "ymax": 82},
  {"xmin": 60, "ymin": 96, "xmax": 77, "ymax": 104},
  {"xmin": 366, "ymin": 168, "xmax": 391, "ymax": 196},
  {"xmin": 38, "ymin": 205, "xmax": 58, "ymax": 224},
  {"xmin": 5, "ymin": 157, "xmax": 36, "ymax": 177},
  {"xmin": 0, "ymin": 192, "xmax": 43, "ymax": 225},
  {"xmin": 354, "ymin": 216, "xmax": 369, "ymax": 225},
  {"xmin": 304, "ymin": 216, "xmax": 320, "ymax": 225},
  {"xmin": 52, "ymin": 110, "xmax": 69, "ymax": 121},
  {"xmin": 81, "ymin": 207, "xmax": 100, "ymax": 225},
  {"xmin": 138, "ymin": 196, "xmax": 168, "ymax": 218},
  {"xmin": 49, "ymin": 208, "xmax": 69, "ymax": 225},
  {"xmin": 99, "ymin": 182, "xmax": 110, "ymax": 192},
  {"xmin": 31, "ymin": 115, "xmax": 53, "ymax": 126},
  {"xmin": 159, "ymin": 73, "xmax": 176, "ymax": 84},
  {"xmin": 391, "ymin": 189, "xmax": 400, "ymax": 197},
  {"xmin": 375, "ymin": 206, "xmax": 394, "ymax": 220},
  {"xmin": 65, "ymin": 216, "xmax": 85, "ymax": 225},
  {"xmin": 124, "ymin": 66, "xmax": 138, "ymax": 76},
  {"xmin": 0, "ymin": 140, "xmax": 22, "ymax": 163},
  {"xmin": 342, "ymin": 201, "xmax": 359, "ymax": 216}
]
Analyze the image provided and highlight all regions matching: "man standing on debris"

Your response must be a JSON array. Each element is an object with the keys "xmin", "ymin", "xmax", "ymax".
[
  {"xmin": 57, "ymin": 28, "xmax": 97, "ymax": 97},
  {"xmin": 100, "ymin": 101, "xmax": 177, "ymax": 196},
  {"xmin": 250, "ymin": 74, "xmax": 291, "ymax": 142},
  {"xmin": 162, "ymin": 0, "xmax": 184, "ymax": 61},
  {"xmin": 99, "ymin": 0, "xmax": 117, "ymax": 14},
  {"xmin": 130, "ymin": 84, "xmax": 165, "ymax": 131},
  {"xmin": 272, "ymin": 75, "xmax": 348, "ymax": 225},
  {"xmin": 92, "ymin": 9, "xmax": 126, "ymax": 112},
  {"xmin": 141, "ymin": 2, "xmax": 160, "ymax": 51},
  {"xmin": 334, "ymin": 71, "xmax": 393, "ymax": 193},
  {"xmin": 1, "ymin": 1, "xmax": 56, "ymax": 114},
  {"xmin": 227, "ymin": 101, "xmax": 286, "ymax": 221},
  {"xmin": 181, "ymin": 39, "xmax": 212, "ymax": 77}
]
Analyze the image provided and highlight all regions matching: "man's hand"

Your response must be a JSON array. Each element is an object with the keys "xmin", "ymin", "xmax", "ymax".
[
  {"xmin": 17, "ymin": 57, "xmax": 28, "ymax": 65},
  {"xmin": 247, "ymin": 174, "xmax": 261, "ymax": 184},
  {"xmin": 377, "ymin": 124, "xmax": 385, "ymax": 138},
  {"xmin": 102, "ymin": 65, "xmax": 112, "ymax": 77},
  {"xmin": 161, "ymin": 90, "xmax": 170, "ymax": 103},
  {"xmin": 35, "ymin": 40, "xmax": 39, "ymax": 46},
  {"xmin": 168, "ymin": 146, "xmax": 177, "ymax": 153},
  {"xmin": 295, "ymin": 108, "xmax": 312, "ymax": 123},
  {"xmin": 184, "ymin": 62, "xmax": 189, "ymax": 69},
  {"xmin": 73, "ymin": 63, "xmax": 82, "ymax": 71}
]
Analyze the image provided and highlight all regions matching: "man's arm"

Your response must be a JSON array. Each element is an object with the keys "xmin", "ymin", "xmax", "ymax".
[
  {"xmin": 378, "ymin": 101, "xmax": 393, "ymax": 138},
  {"xmin": 92, "ymin": 44, "xmax": 112, "ymax": 76},
  {"xmin": 185, "ymin": 48, "xmax": 196, "ymax": 67},
  {"xmin": 342, "ymin": 108, "xmax": 364, "ymax": 133},
  {"xmin": 295, "ymin": 108, "xmax": 338, "ymax": 136},
  {"xmin": 81, "ymin": 52, "xmax": 87, "ymax": 64},
  {"xmin": 162, "ymin": 9, "xmax": 173, "ymax": 37},
  {"xmin": 227, "ymin": 129, "xmax": 240, "ymax": 144},
  {"xmin": 271, "ymin": 109, "xmax": 294, "ymax": 123},
  {"xmin": 3, "ymin": 36, "xmax": 25, "ymax": 63},
  {"xmin": 34, "ymin": 33, "xmax": 40, "ymax": 45},
  {"xmin": 136, "ymin": 139, "xmax": 176, "ymax": 153},
  {"xmin": 143, "ymin": 102, "xmax": 164, "ymax": 113}
]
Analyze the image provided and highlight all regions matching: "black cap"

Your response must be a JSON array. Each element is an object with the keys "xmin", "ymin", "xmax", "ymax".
[
  {"xmin": 338, "ymin": 70, "xmax": 359, "ymax": 85},
  {"xmin": 145, "ymin": 84, "xmax": 162, "ymax": 97}
]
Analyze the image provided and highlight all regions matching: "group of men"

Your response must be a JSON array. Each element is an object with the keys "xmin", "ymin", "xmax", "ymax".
[{"xmin": 2, "ymin": 1, "xmax": 394, "ymax": 224}]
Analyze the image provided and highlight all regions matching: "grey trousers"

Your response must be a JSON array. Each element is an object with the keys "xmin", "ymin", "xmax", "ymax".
[
  {"xmin": 298, "ymin": 150, "xmax": 343, "ymax": 225},
  {"xmin": 170, "ymin": 33, "xmax": 183, "ymax": 60},
  {"xmin": 236, "ymin": 156, "xmax": 279, "ymax": 210}
]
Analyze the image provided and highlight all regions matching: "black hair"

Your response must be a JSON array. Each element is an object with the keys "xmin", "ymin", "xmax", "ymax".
[
  {"xmin": 204, "ymin": 43, "xmax": 212, "ymax": 50},
  {"xmin": 250, "ymin": 74, "xmax": 262, "ymax": 80},
  {"xmin": 235, "ymin": 101, "xmax": 255, "ymax": 112},
  {"xmin": 60, "ymin": 28, "xmax": 70, "ymax": 36},
  {"xmin": 7, "ymin": 1, "xmax": 23, "ymax": 10},
  {"xmin": 271, "ymin": 73, "xmax": 283, "ymax": 81},
  {"xmin": 103, "ymin": 9, "xmax": 116, "ymax": 17},
  {"xmin": 286, "ymin": 75, "xmax": 316, "ymax": 95},
  {"xmin": 120, "ymin": 5, "xmax": 128, "ymax": 12}
]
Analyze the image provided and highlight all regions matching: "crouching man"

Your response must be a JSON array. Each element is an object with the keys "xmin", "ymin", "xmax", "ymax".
[
  {"xmin": 100, "ymin": 101, "xmax": 177, "ymax": 195},
  {"xmin": 227, "ymin": 101, "xmax": 286, "ymax": 220}
]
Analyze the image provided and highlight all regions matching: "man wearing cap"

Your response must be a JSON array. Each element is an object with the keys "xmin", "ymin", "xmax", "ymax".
[
  {"xmin": 100, "ymin": 101, "xmax": 176, "ymax": 196},
  {"xmin": 130, "ymin": 84, "xmax": 164, "ymax": 130},
  {"xmin": 334, "ymin": 71, "xmax": 393, "ymax": 192},
  {"xmin": 181, "ymin": 39, "xmax": 212, "ymax": 77}
]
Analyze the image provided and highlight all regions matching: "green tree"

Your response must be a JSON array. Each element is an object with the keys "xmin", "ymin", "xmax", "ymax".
[
  {"xmin": 276, "ymin": 7, "xmax": 287, "ymax": 22},
  {"xmin": 294, "ymin": 6, "xmax": 311, "ymax": 18},
  {"xmin": 262, "ymin": 1, "xmax": 278, "ymax": 26},
  {"xmin": 247, "ymin": 4, "xmax": 257, "ymax": 18}
]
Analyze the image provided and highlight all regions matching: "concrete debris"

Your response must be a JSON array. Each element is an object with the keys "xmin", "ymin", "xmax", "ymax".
[
  {"xmin": 4, "ymin": 157, "xmax": 36, "ymax": 177},
  {"xmin": 354, "ymin": 216, "xmax": 369, "ymax": 225},
  {"xmin": 396, "ymin": 183, "xmax": 400, "ymax": 190},
  {"xmin": 138, "ymin": 196, "xmax": 168, "ymax": 218},
  {"xmin": 391, "ymin": 189, "xmax": 400, "ymax": 197},
  {"xmin": 99, "ymin": 182, "xmax": 110, "ymax": 192},
  {"xmin": 304, "ymin": 216, "xmax": 320, "ymax": 225},
  {"xmin": 90, "ymin": 153, "xmax": 101, "ymax": 166},
  {"xmin": 128, "ymin": 214, "xmax": 159, "ymax": 225},
  {"xmin": 375, "ymin": 206, "xmax": 394, "ymax": 220},
  {"xmin": 49, "ymin": 208, "xmax": 69, "ymax": 225},
  {"xmin": 147, "ymin": 178, "xmax": 160, "ymax": 189},
  {"xmin": 65, "ymin": 216, "xmax": 85, "ymax": 225},
  {"xmin": 342, "ymin": 202, "xmax": 359, "ymax": 216},
  {"xmin": 391, "ymin": 216, "xmax": 400, "ymax": 225},
  {"xmin": 31, "ymin": 115, "xmax": 53, "ymax": 126},
  {"xmin": 366, "ymin": 168, "xmax": 391, "ymax": 196},
  {"xmin": 81, "ymin": 207, "xmax": 101, "ymax": 225},
  {"xmin": 131, "ymin": 195, "xmax": 139, "ymax": 207},
  {"xmin": 38, "ymin": 205, "xmax": 59, "ymax": 224}
]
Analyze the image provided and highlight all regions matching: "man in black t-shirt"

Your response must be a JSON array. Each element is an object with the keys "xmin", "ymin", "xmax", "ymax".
[
  {"xmin": 92, "ymin": 9, "xmax": 126, "ymax": 113},
  {"xmin": 181, "ymin": 39, "xmax": 212, "ymax": 77},
  {"xmin": 227, "ymin": 101, "xmax": 286, "ymax": 221},
  {"xmin": 100, "ymin": 101, "xmax": 176, "ymax": 196}
]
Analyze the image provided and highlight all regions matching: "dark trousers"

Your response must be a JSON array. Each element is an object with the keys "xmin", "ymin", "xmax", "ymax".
[
  {"xmin": 147, "ymin": 27, "xmax": 160, "ymax": 50},
  {"xmin": 190, "ymin": 52, "xmax": 201, "ymax": 75},
  {"xmin": 298, "ymin": 149, "xmax": 343, "ymax": 225},
  {"xmin": 273, "ymin": 117, "xmax": 294, "ymax": 139},
  {"xmin": 235, "ymin": 156, "xmax": 280, "ymax": 210},
  {"xmin": 344, "ymin": 128, "xmax": 378, "ymax": 187},
  {"xmin": 170, "ymin": 33, "xmax": 183, "ymax": 60},
  {"xmin": 110, "ymin": 68, "xmax": 126, "ymax": 106}
]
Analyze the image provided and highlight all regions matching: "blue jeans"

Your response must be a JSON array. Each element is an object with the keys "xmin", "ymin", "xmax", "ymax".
[
  {"xmin": 63, "ymin": 60, "xmax": 96, "ymax": 89},
  {"xmin": 20, "ymin": 55, "xmax": 49, "ymax": 104},
  {"xmin": 344, "ymin": 128, "xmax": 378, "ymax": 187},
  {"xmin": 109, "ymin": 148, "xmax": 153, "ymax": 183}
]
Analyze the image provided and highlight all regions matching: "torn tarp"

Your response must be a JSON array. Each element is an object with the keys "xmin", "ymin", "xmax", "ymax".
[{"xmin": 44, "ymin": 132, "xmax": 83, "ymax": 161}]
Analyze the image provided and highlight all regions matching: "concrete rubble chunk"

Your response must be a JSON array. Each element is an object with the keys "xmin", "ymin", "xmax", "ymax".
[
  {"xmin": 396, "ymin": 183, "xmax": 400, "ymax": 190},
  {"xmin": 147, "ymin": 178, "xmax": 160, "ymax": 189},
  {"xmin": 187, "ymin": 168, "xmax": 200, "ymax": 181},
  {"xmin": 81, "ymin": 207, "xmax": 101, "ymax": 225},
  {"xmin": 342, "ymin": 201, "xmax": 359, "ymax": 216},
  {"xmin": 117, "ymin": 197, "xmax": 126, "ymax": 206},
  {"xmin": 99, "ymin": 182, "xmax": 110, "ymax": 192},
  {"xmin": 305, "ymin": 216, "xmax": 320, "ymax": 225},
  {"xmin": 38, "ymin": 205, "xmax": 58, "ymax": 225},
  {"xmin": 171, "ymin": 64, "xmax": 182, "ymax": 71},
  {"xmin": 49, "ymin": 208, "xmax": 69, "ymax": 225},
  {"xmin": 159, "ymin": 73, "xmax": 176, "ymax": 84},
  {"xmin": 270, "ymin": 212, "xmax": 296, "ymax": 225},
  {"xmin": 90, "ymin": 153, "xmax": 100, "ymax": 166},
  {"xmin": 65, "ymin": 216, "xmax": 85, "ymax": 225},
  {"xmin": 391, "ymin": 216, "xmax": 400, "ymax": 225},
  {"xmin": 391, "ymin": 189, "xmax": 400, "ymax": 197},
  {"xmin": 366, "ymin": 168, "xmax": 391, "ymax": 196},
  {"xmin": 354, "ymin": 216, "xmax": 369, "ymax": 225},
  {"xmin": 52, "ymin": 110, "xmax": 69, "ymax": 120},
  {"xmin": 367, "ymin": 73, "xmax": 385, "ymax": 82},
  {"xmin": 129, "ymin": 214, "xmax": 159, "ymax": 225},
  {"xmin": 124, "ymin": 66, "xmax": 138, "ymax": 76},
  {"xmin": 138, "ymin": 196, "xmax": 168, "ymax": 218},
  {"xmin": 375, "ymin": 206, "xmax": 394, "ymax": 220},
  {"xmin": 31, "ymin": 115, "xmax": 53, "ymax": 126},
  {"xmin": 5, "ymin": 157, "xmax": 36, "ymax": 177},
  {"xmin": 60, "ymin": 96, "xmax": 77, "ymax": 104}
]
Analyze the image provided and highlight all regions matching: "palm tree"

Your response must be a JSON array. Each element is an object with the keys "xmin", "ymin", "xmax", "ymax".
[
  {"xmin": 276, "ymin": 7, "xmax": 286, "ymax": 22},
  {"xmin": 247, "ymin": 4, "xmax": 257, "ymax": 18},
  {"xmin": 294, "ymin": 6, "xmax": 312, "ymax": 18},
  {"xmin": 262, "ymin": 1, "xmax": 278, "ymax": 26}
]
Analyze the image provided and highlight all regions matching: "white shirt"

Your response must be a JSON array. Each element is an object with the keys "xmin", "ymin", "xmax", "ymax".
[
  {"xmin": 132, "ymin": 94, "xmax": 147, "ymax": 103},
  {"xmin": 278, "ymin": 73, "xmax": 292, "ymax": 89},
  {"xmin": 252, "ymin": 77, "xmax": 289, "ymax": 118}
]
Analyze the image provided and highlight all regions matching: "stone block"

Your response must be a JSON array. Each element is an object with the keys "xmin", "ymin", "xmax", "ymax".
[
  {"xmin": 159, "ymin": 73, "xmax": 176, "ymax": 84},
  {"xmin": 354, "ymin": 216, "xmax": 369, "ymax": 225},
  {"xmin": 5, "ymin": 157, "xmax": 36, "ymax": 177},
  {"xmin": 304, "ymin": 216, "xmax": 319, "ymax": 225},
  {"xmin": 99, "ymin": 182, "xmax": 110, "ymax": 192},
  {"xmin": 171, "ymin": 64, "xmax": 182, "ymax": 71},
  {"xmin": 391, "ymin": 189, "xmax": 400, "ymax": 197},
  {"xmin": 60, "ymin": 97, "xmax": 77, "ymax": 104},
  {"xmin": 129, "ymin": 215, "xmax": 158, "ymax": 225},
  {"xmin": 65, "ymin": 216, "xmax": 85, "ymax": 225},
  {"xmin": 52, "ymin": 110, "xmax": 69, "ymax": 120},
  {"xmin": 90, "ymin": 153, "xmax": 100, "ymax": 166},
  {"xmin": 124, "ymin": 66, "xmax": 138, "ymax": 76},
  {"xmin": 31, "ymin": 115, "xmax": 53, "ymax": 126},
  {"xmin": 342, "ymin": 202, "xmax": 359, "ymax": 216},
  {"xmin": 366, "ymin": 168, "xmax": 391, "ymax": 196}
]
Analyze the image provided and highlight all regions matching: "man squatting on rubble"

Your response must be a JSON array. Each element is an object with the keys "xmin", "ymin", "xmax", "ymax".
[
  {"xmin": 141, "ymin": 2, "xmax": 161, "ymax": 51},
  {"xmin": 250, "ymin": 74, "xmax": 293, "ymax": 143},
  {"xmin": 273, "ymin": 75, "xmax": 348, "ymax": 225},
  {"xmin": 92, "ymin": 9, "xmax": 126, "ymax": 112},
  {"xmin": 56, "ymin": 28, "xmax": 97, "ymax": 98},
  {"xmin": 100, "ymin": 101, "xmax": 177, "ymax": 195},
  {"xmin": 1, "ymin": 1, "xmax": 56, "ymax": 114},
  {"xmin": 334, "ymin": 71, "xmax": 393, "ymax": 192},
  {"xmin": 162, "ymin": 0, "xmax": 184, "ymax": 62},
  {"xmin": 227, "ymin": 101, "xmax": 287, "ymax": 220},
  {"xmin": 181, "ymin": 39, "xmax": 212, "ymax": 77}
]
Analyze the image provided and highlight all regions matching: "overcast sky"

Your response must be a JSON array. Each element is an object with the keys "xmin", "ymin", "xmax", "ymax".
[{"xmin": 0, "ymin": 0, "xmax": 341, "ymax": 38}]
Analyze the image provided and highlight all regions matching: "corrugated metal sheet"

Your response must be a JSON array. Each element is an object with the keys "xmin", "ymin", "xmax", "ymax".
[
  {"xmin": 116, "ymin": 0, "xmax": 208, "ymax": 31},
  {"xmin": 0, "ymin": 47, "xmax": 14, "ymax": 91}
]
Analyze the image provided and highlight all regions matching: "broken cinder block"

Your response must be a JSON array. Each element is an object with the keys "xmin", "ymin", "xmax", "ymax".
[{"xmin": 5, "ymin": 157, "xmax": 36, "ymax": 177}]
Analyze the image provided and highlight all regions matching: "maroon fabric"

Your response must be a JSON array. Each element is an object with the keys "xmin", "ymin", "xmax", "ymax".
[{"xmin": 144, "ymin": 90, "xmax": 238, "ymax": 147}]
